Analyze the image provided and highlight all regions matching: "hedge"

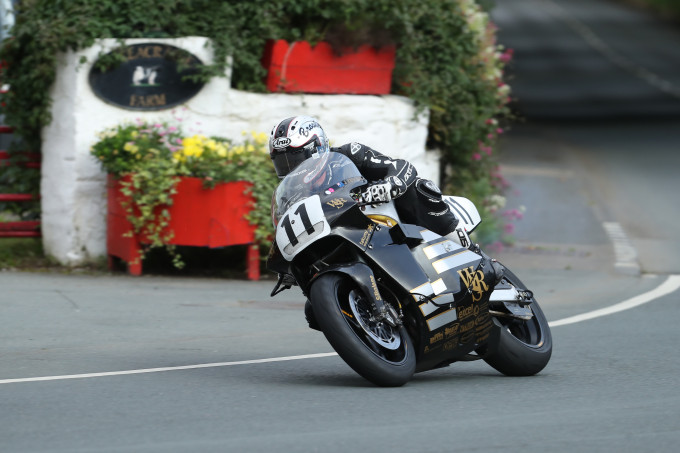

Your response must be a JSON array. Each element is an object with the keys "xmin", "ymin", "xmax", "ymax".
[{"xmin": 0, "ymin": 0, "xmax": 512, "ymax": 244}]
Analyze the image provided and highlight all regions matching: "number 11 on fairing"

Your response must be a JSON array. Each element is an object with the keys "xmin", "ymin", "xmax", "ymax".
[
  {"xmin": 276, "ymin": 195, "xmax": 331, "ymax": 261},
  {"xmin": 280, "ymin": 203, "xmax": 315, "ymax": 246}
]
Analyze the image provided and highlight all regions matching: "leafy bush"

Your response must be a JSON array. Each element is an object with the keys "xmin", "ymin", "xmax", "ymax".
[{"xmin": 1, "ymin": 0, "xmax": 512, "ymax": 245}]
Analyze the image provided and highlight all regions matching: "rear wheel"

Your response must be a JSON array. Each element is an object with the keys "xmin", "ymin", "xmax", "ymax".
[
  {"xmin": 310, "ymin": 273, "xmax": 416, "ymax": 387},
  {"xmin": 482, "ymin": 267, "xmax": 552, "ymax": 376}
]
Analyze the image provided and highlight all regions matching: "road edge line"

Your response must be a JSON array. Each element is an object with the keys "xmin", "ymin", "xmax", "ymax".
[{"xmin": 549, "ymin": 274, "xmax": 680, "ymax": 327}]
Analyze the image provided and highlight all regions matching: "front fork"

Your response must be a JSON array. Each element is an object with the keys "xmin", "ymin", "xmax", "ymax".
[{"xmin": 310, "ymin": 262, "xmax": 402, "ymax": 328}]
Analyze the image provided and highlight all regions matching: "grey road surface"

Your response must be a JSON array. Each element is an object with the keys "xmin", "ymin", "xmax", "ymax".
[
  {"xmin": 492, "ymin": 0, "xmax": 680, "ymax": 118},
  {"xmin": 0, "ymin": 268, "xmax": 677, "ymax": 452}
]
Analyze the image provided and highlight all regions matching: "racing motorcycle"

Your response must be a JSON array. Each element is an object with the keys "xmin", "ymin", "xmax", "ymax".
[{"xmin": 267, "ymin": 152, "xmax": 552, "ymax": 387}]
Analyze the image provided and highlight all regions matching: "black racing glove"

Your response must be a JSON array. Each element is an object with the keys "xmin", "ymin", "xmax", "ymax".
[{"xmin": 386, "ymin": 176, "xmax": 407, "ymax": 198}]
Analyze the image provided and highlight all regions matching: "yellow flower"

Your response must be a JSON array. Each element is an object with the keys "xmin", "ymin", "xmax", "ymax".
[
  {"xmin": 124, "ymin": 142, "xmax": 139, "ymax": 153},
  {"xmin": 216, "ymin": 144, "xmax": 228, "ymax": 158},
  {"xmin": 251, "ymin": 131, "xmax": 268, "ymax": 146},
  {"xmin": 131, "ymin": 131, "xmax": 139, "ymax": 139},
  {"xmin": 182, "ymin": 135, "xmax": 206, "ymax": 159},
  {"xmin": 206, "ymin": 139, "xmax": 218, "ymax": 152}
]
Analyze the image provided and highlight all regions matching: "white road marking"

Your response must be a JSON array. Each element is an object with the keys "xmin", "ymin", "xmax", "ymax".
[
  {"xmin": 549, "ymin": 274, "xmax": 680, "ymax": 327},
  {"xmin": 2, "ymin": 275, "xmax": 679, "ymax": 385},
  {"xmin": 602, "ymin": 222, "xmax": 641, "ymax": 275},
  {"xmin": 0, "ymin": 353, "xmax": 338, "ymax": 385}
]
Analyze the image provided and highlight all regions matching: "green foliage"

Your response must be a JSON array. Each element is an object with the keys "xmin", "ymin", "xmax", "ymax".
[
  {"xmin": 1, "ymin": 0, "xmax": 512, "ymax": 245},
  {"xmin": 630, "ymin": 0, "xmax": 680, "ymax": 17},
  {"xmin": 92, "ymin": 122, "xmax": 277, "ymax": 266},
  {"xmin": 0, "ymin": 237, "xmax": 46, "ymax": 269}
]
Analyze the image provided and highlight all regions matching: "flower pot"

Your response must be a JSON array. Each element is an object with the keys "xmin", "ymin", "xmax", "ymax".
[
  {"xmin": 106, "ymin": 175, "xmax": 260, "ymax": 279},
  {"xmin": 262, "ymin": 39, "xmax": 396, "ymax": 94}
]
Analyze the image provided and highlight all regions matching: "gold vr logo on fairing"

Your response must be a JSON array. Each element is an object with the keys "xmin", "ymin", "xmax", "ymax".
[{"xmin": 457, "ymin": 266, "xmax": 488, "ymax": 302}]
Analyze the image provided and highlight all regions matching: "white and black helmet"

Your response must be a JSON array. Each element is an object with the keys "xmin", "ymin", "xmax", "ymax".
[{"xmin": 269, "ymin": 116, "xmax": 330, "ymax": 178}]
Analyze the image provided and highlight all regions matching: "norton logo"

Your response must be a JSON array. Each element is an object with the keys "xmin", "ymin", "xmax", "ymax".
[
  {"xmin": 273, "ymin": 138, "xmax": 291, "ymax": 149},
  {"xmin": 88, "ymin": 43, "xmax": 204, "ymax": 111}
]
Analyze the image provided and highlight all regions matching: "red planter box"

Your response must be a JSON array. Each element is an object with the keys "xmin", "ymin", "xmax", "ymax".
[
  {"xmin": 262, "ymin": 39, "xmax": 396, "ymax": 94},
  {"xmin": 107, "ymin": 175, "xmax": 260, "ymax": 279}
]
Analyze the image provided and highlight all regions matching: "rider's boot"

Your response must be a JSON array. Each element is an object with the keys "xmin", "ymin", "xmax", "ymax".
[{"xmin": 445, "ymin": 231, "xmax": 505, "ymax": 286}]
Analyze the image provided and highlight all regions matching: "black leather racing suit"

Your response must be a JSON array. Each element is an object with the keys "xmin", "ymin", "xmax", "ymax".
[{"xmin": 332, "ymin": 142, "xmax": 457, "ymax": 236}]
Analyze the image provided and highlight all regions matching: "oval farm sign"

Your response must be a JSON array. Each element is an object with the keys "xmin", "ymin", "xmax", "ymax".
[{"xmin": 89, "ymin": 43, "xmax": 205, "ymax": 111}]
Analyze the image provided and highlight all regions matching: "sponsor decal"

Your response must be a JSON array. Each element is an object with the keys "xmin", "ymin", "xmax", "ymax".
[
  {"xmin": 458, "ymin": 304, "xmax": 480, "ymax": 320},
  {"xmin": 460, "ymin": 330, "xmax": 475, "ymax": 344},
  {"xmin": 457, "ymin": 229, "xmax": 469, "ymax": 248},
  {"xmin": 273, "ymin": 137, "xmax": 291, "ymax": 149},
  {"xmin": 299, "ymin": 121, "xmax": 321, "ymax": 137},
  {"xmin": 475, "ymin": 320, "xmax": 493, "ymax": 332},
  {"xmin": 474, "ymin": 312, "xmax": 491, "ymax": 326},
  {"xmin": 458, "ymin": 266, "xmax": 489, "ymax": 302},
  {"xmin": 403, "ymin": 165, "xmax": 413, "ymax": 181},
  {"xmin": 287, "ymin": 168, "xmax": 308, "ymax": 178},
  {"xmin": 443, "ymin": 339, "xmax": 458, "ymax": 352},
  {"xmin": 369, "ymin": 274, "xmax": 382, "ymax": 301},
  {"xmin": 326, "ymin": 198, "xmax": 347, "ymax": 209},
  {"xmin": 444, "ymin": 324, "xmax": 459, "ymax": 339},
  {"xmin": 351, "ymin": 142, "xmax": 362, "ymax": 154},
  {"xmin": 360, "ymin": 223, "xmax": 375, "ymax": 247},
  {"xmin": 423, "ymin": 344, "xmax": 442, "ymax": 355},
  {"xmin": 459, "ymin": 320, "xmax": 475, "ymax": 333},
  {"xmin": 430, "ymin": 332, "xmax": 444, "ymax": 345}
]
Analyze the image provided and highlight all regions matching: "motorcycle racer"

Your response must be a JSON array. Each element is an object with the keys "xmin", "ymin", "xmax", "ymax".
[
  {"xmin": 269, "ymin": 115, "xmax": 458, "ymax": 237},
  {"xmin": 268, "ymin": 115, "xmax": 504, "ymax": 330}
]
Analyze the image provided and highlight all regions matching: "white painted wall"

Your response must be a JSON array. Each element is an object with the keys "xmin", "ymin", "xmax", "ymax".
[{"xmin": 41, "ymin": 37, "xmax": 438, "ymax": 265}]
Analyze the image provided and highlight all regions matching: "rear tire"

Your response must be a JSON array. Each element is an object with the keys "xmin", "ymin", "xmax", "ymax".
[
  {"xmin": 310, "ymin": 273, "xmax": 416, "ymax": 387},
  {"xmin": 482, "ymin": 267, "xmax": 552, "ymax": 376}
]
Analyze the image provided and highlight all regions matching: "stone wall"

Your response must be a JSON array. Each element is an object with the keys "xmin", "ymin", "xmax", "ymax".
[{"xmin": 41, "ymin": 37, "xmax": 437, "ymax": 265}]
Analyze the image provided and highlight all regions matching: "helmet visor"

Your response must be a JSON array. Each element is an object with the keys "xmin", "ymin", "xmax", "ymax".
[{"xmin": 271, "ymin": 148, "xmax": 309, "ymax": 179}]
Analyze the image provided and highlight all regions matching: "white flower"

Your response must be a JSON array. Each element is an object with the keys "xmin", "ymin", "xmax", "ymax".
[{"xmin": 488, "ymin": 194, "xmax": 507, "ymax": 209}]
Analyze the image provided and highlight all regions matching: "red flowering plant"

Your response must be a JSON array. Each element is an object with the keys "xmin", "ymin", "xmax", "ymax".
[{"xmin": 437, "ymin": 0, "xmax": 519, "ymax": 249}]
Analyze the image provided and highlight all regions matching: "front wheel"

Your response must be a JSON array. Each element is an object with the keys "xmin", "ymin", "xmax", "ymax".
[
  {"xmin": 482, "ymin": 267, "xmax": 552, "ymax": 376},
  {"xmin": 310, "ymin": 273, "xmax": 416, "ymax": 387}
]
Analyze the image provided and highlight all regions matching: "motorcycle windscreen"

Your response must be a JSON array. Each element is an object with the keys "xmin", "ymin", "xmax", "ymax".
[{"xmin": 272, "ymin": 152, "xmax": 365, "ymax": 223}]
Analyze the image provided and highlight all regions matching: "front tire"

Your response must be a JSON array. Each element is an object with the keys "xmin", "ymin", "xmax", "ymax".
[
  {"xmin": 310, "ymin": 273, "xmax": 416, "ymax": 387},
  {"xmin": 482, "ymin": 267, "xmax": 552, "ymax": 376}
]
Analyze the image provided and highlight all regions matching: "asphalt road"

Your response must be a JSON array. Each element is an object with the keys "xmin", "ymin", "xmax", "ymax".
[
  {"xmin": 492, "ymin": 0, "xmax": 680, "ymax": 118},
  {"xmin": 0, "ymin": 259, "xmax": 678, "ymax": 452}
]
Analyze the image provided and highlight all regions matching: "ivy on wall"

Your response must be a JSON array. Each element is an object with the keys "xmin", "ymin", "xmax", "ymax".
[{"xmin": 0, "ymin": 0, "xmax": 512, "ymax": 244}]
